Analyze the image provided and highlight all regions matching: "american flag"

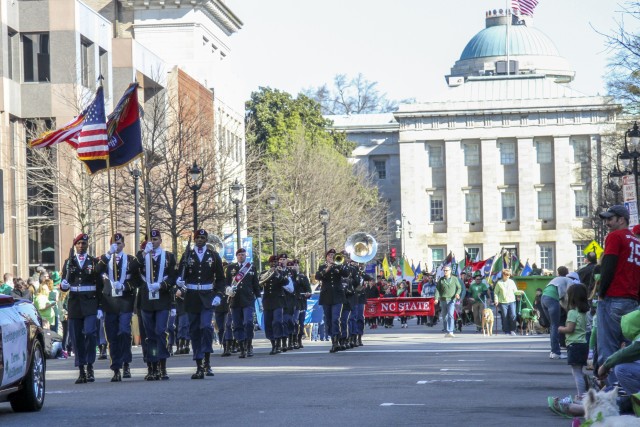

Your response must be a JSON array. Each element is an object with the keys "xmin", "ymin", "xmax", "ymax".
[
  {"xmin": 76, "ymin": 86, "xmax": 109, "ymax": 160},
  {"xmin": 512, "ymin": 0, "xmax": 539, "ymax": 17}
]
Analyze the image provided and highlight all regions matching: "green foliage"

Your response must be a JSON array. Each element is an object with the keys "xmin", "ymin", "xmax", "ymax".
[{"xmin": 245, "ymin": 87, "xmax": 354, "ymax": 157}]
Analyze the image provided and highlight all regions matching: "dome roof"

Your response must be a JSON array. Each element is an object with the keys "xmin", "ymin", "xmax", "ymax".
[{"xmin": 460, "ymin": 24, "xmax": 561, "ymax": 60}]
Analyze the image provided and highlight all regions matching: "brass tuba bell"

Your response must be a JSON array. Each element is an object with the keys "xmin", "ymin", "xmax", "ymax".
[
  {"xmin": 206, "ymin": 234, "xmax": 224, "ymax": 253},
  {"xmin": 345, "ymin": 232, "xmax": 378, "ymax": 263}
]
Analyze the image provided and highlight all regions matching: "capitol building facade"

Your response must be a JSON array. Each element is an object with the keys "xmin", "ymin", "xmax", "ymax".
[{"xmin": 330, "ymin": 10, "xmax": 619, "ymax": 272}]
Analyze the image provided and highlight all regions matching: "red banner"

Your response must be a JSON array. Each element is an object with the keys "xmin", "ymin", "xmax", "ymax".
[{"xmin": 365, "ymin": 297, "xmax": 435, "ymax": 317}]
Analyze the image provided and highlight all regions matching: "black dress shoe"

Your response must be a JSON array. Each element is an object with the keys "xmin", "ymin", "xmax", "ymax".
[
  {"xmin": 122, "ymin": 363, "xmax": 131, "ymax": 379},
  {"xmin": 203, "ymin": 363, "xmax": 214, "ymax": 376},
  {"xmin": 75, "ymin": 369, "xmax": 87, "ymax": 384},
  {"xmin": 111, "ymin": 370, "xmax": 122, "ymax": 382},
  {"xmin": 86, "ymin": 365, "xmax": 95, "ymax": 382},
  {"xmin": 191, "ymin": 368, "xmax": 205, "ymax": 380}
]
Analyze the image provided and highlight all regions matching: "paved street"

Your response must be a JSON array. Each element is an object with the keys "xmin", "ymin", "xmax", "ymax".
[{"xmin": 1, "ymin": 320, "xmax": 573, "ymax": 426}]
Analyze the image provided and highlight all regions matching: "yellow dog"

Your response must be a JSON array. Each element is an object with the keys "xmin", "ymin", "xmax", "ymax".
[{"xmin": 482, "ymin": 308, "xmax": 494, "ymax": 336}]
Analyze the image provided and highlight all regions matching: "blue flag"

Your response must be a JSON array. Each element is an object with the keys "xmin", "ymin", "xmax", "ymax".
[
  {"xmin": 415, "ymin": 262, "xmax": 421, "ymax": 276},
  {"xmin": 521, "ymin": 261, "xmax": 532, "ymax": 277}
]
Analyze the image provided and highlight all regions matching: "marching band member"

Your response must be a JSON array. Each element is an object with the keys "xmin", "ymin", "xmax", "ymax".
[
  {"xmin": 216, "ymin": 266, "xmax": 233, "ymax": 358},
  {"xmin": 97, "ymin": 232, "xmax": 137, "ymax": 382},
  {"xmin": 293, "ymin": 259, "xmax": 312, "ymax": 349},
  {"xmin": 60, "ymin": 233, "xmax": 102, "ymax": 384},
  {"xmin": 261, "ymin": 255, "xmax": 288, "ymax": 354},
  {"xmin": 133, "ymin": 229, "xmax": 177, "ymax": 380},
  {"xmin": 176, "ymin": 229, "xmax": 225, "ymax": 379},
  {"xmin": 351, "ymin": 264, "xmax": 372, "ymax": 347},
  {"xmin": 227, "ymin": 248, "xmax": 261, "ymax": 358},
  {"xmin": 281, "ymin": 255, "xmax": 297, "ymax": 352},
  {"xmin": 340, "ymin": 252, "xmax": 356, "ymax": 350},
  {"xmin": 316, "ymin": 249, "xmax": 349, "ymax": 353}
]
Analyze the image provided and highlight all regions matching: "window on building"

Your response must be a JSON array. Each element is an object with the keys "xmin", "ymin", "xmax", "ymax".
[
  {"xmin": 466, "ymin": 247, "xmax": 481, "ymax": 263},
  {"xmin": 465, "ymin": 193, "xmax": 481, "ymax": 222},
  {"xmin": 430, "ymin": 195, "xmax": 444, "ymax": 222},
  {"xmin": 373, "ymin": 160, "xmax": 386, "ymax": 179},
  {"xmin": 501, "ymin": 192, "xmax": 516, "ymax": 220},
  {"xmin": 539, "ymin": 244, "xmax": 554, "ymax": 271},
  {"xmin": 429, "ymin": 145, "xmax": 443, "ymax": 168},
  {"xmin": 537, "ymin": 190, "xmax": 554, "ymax": 220},
  {"xmin": 573, "ymin": 139, "xmax": 589, "ymax": 163},
  {"xmin": 575, "ymin": 243, "xmax": 588, "ymax": 269},
  {"xmin": 464, "ymin": 144, "xmax": 479, "ymax": 166},
  {"xmin": 7, "ymin": 29, "xmax": 16, "ymax": 80},
  {"xmin": 536, "ymin": 141, "xmax": 552, "ymax": 164},
  {"xmin": 80, "ymin": 39, "xmax": 92, "ymax": 87},
  {"xmin": 431, "ymin": 247, "xmax": 445, "ymax": 272},
  {"xmin": 22, "ymin": 33, "xmax": 50, "ymax": 82},
  {"xmin": 575, "ymin": 190, "xmax": 589, "ymax": 218},
  {"xmin": 500, "ymin": 142, "xmax": 516, "ymax": 165}
]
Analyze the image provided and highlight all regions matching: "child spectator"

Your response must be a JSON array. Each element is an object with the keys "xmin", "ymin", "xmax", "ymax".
[{"xmin": 558, "ymin": 284, "xmax": 590, "ymax": 398}]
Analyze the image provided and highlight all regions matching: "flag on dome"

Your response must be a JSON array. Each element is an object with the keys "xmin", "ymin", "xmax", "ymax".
[{"xmin": 512, "ymin": 0, "xmax": 539, "ymax": 17}]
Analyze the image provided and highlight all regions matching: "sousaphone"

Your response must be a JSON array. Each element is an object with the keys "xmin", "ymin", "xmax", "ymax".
[{"xmin": 344, "ymin": 232, "xmax": 378, "ymax": 263}]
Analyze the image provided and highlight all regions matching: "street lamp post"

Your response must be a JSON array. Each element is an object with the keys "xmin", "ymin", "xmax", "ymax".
[
  {"xmin": 131, "ymin": 169, "xmax": 142, "ymax": 251},
  {"xmin": 268, "ymin": 193, "xmax": 277, "ymax": 256},
  {"xmin": 319, "ymin": 208, "xmax": 329, "ymax": 254},
  {"xmin": 395, "ymin": 217, "xmax": 404, "ymax": 257},
  {"xmin": 229, "ymin": 179, "xmax": 245, "ymax": 252},
  {"xmin": 608, "ymin": 164, "xmax": 624, "ymax": 205},
  {"xmin": 187, "ymin": 161, "xmax": 203, "ymax": 231},
  {"xmin": 618, "ymin": 122, "xmax": 640, "ymax": 209},
  {"xmin": 257, "ymin": 177, "xmax": 263, "ymax": 271}
]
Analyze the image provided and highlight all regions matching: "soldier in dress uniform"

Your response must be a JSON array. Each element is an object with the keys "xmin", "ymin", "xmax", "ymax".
[
  {"xmin": 280, "ymin": 255, "xmax": 297, "ymax": 352},
  {"xmin": 133, "ymin": 229, "xmax": 177, "ymax": 381},
  {"xmin": 339, "ymin": 252, "xmax": 357, "ymax": 350},
  {"xmin": 293, "ymin": 259, "xmax": 312, "ymax": 349},
  {"xmin": 176, "ymin": 229, "xmax": 225, "ymax": 379},
  {"xmin": 174, "ymin": 280, "xmax": 191, "ymax": 355},
  {"xmin": 60, "ymin": 233, "xmax": 102, "ymax": 384},
  {"xmin": 227, "ymin": 248, "xmax": 260, "ymax": 358},
  {"xmin": 260, "ymin": 255, "xmax": 289, "ymax": 354},
  {"xmin": 352, "ymin": 264, "xmax": 372, "ymax": 347},
  {"xmin": 97, "ymin": 233, "xmax": 137, "ymax": 382},
  {"xmin": 216, "ymin": 263, "xmax": 233, "ymax": 358},
  {"xmin": 316, "ymin": 248, "xmax": 350, "ymax": 353}
]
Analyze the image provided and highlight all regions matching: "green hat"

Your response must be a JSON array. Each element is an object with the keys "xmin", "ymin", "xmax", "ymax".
[
  {"xmin": 621, "ymin": 309, "xmax": 640, "ymax": 342},
  {"xmin": 51, "ymin": 271, "xmax": 61, "ymax": 285}
]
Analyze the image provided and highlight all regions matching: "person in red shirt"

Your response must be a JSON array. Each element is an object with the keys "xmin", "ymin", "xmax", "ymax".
[{"xmin": 597, "ymin": 205, "xmax": 640, "ymax": 386}]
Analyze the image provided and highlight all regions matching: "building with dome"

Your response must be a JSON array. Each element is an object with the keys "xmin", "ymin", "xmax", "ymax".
[{"xmin": 329, "ymin": 9, "xmax": 619, "ymax": 272}]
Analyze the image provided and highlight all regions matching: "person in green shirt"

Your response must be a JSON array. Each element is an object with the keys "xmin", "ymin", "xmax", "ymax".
[
  {"xmin": 558, "ymin": 284, "xmax": 589, "ymax": 397},
  {"xmin": 435, "ymin": 266, "xmax": 461, "ymax": 338},
  {"xmin": 494, "ymin": 269, "xmax": 518, "ymax": 335},
  {"xmin": 0, "ymin": 273, "xmax": 14, "ymax": 295},
  {"xmin": 468, "ymin": 271, "xmax": 490, "ymax": 332}
]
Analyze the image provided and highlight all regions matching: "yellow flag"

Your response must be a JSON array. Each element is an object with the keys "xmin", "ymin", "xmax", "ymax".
[
  {"xmin": 402, "ymin": 257, "xmax": 414, "ymax": 280},
  {"xmin": 382, "ymin": 256, "xmax": 390, "ymax": 278},
  {"xmin": 583, "ymin": 240, "xmax": 604, "ymax": 259}
]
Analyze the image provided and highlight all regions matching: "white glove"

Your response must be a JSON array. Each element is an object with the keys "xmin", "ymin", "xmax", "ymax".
[
  {"xmin": 109, "ymin": 243, "xmax": 118, "ymax": 255},
  {"xmin": 96, "ymin": 309, "xmax": 104, "ymax": 320},
  {"xmin": 212, "ymin": 296, "xmax": 221, "ymax": 306},
  {"xmin": 60, "ymin": 279, "xmax": 70, "ymax": 291},
  {"xmin": 148, "ymin": 282, "xmax": 160, "ymax": 292},
  {"xmin": 114, "ymin": 281, "xmax": 124, "ymax": 291},
  {"xmin": 284, "ymin": 278, "xmax": 294, "ymax": 293},
  {"xmin": 170, "ymin": 308, "xmax": 176, "ymax": 316},
  {"xmin": 143, "ymin": 242, "xmax": 153, "ymax": 255},
  {"xmin": 176, "ymin": 278, "xmax": 186, "ymax": 287}
]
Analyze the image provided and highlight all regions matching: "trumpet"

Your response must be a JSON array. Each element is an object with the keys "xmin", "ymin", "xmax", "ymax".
[{"xmin": 334, "ymin": 253, "xmax": 346, "ymax": 266}]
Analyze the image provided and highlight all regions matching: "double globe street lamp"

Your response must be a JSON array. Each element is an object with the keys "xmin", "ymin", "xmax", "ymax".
[
  {"xmin": 187, "ymin": 161, "xmax": 204, "ymax": 231},
  {"xmin": 609, "ymin": 122, "xmax": 640, "ymax": 209}
]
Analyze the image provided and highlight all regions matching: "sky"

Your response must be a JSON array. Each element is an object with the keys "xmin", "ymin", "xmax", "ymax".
[{"xmin": 224, "ymin": 0, "xmax": 634, "ymax": 105}]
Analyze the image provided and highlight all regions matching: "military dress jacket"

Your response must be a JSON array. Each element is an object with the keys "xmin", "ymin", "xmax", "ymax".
[
  {"xmin": 283, "ymin": 269, "xmax": 297, "ymax": 315},
  {"xmin": 61, "ymin": 253, "xmax": 102, "ymax": 319},
  {"xmin": 356, "ymin": 272, "xmax": 373, "ymax": 305},
  {"xmin": 261, "ymin": 269, "xmax": 288, "ymax": 310},
  {"xmin": 97, "ymin": 253, "xmax": 137, "ymax": 314},
  {"xmin": 294, "ymin": 273, "xmax": 312, "ymax": 310},
  {"xmin": 316, "ymin": 264, "xmax": 350, "ymax": 306},
  {"xmin": 132, "ymin": 249, "xmax": 177, "ymax": 312},
  {"xmin": 178, "ymin": 246, "xmax": 225, "ymax": 314},
  {"xmin": 226, "ymin": 262, "xmax": 261, "ymax": 309}
]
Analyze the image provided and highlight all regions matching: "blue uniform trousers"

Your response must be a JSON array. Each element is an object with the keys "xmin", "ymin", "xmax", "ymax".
[
  {"xmin": 70, "ymin": 315, "xmax": 97, "ymax": 367},
  {"xmin": 141, "ymin": 309, "xmax": 170, "ymax": 362},
  {"xmin": 297, "ymin": 310, "xmax": 306, "ymax": 336},
  {"xmin": 353, "ymin": 303, "xmax": 365, "ymax": 335},
  {"xmin": 214, "ymin": 311, "xmax": 227, "ymax": 343},
  {"xmin": 167, "ymin": 311, "xmax": 176, "ymax": 346},
  {"xmin": 263, "ymin": 307, "xmax": 284, "ymax": 340},
  {"xmin": 104, "ymin": 312, "xmax": 133, "ymax": 370},
  {"xmin": 283, "ymin": 312, "xmax": 295, "ymax": 336},
  {"xmin": 231, "ymin": 306, "xmax": 255, "ymax": 341},
  {"xmin": 340, "ymin": 307, "xmax": 351, "ymax": 338},
  {"xmin": 323, "ymin": 304, "xmax": 343, "ymax": 337},
  {"xmin": 177, "ymin": 313, "xmax": 190, "ymax": 340},
  {"xmin": 189, "ymin": 309, "xmax": 214, "ymax": 360}
]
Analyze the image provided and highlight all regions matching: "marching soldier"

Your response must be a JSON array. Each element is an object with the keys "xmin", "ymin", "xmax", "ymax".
[
  {"xmin": 227, "ymin": 248, "xmax": 260, "ymax": 358},
  {"xmin": 261, "ymin": 255, "xmax": 288, "ymax": 354},
  {"xmin": 97, "ymin": 233, "xmax": 137, "ymax": 382},
  {"xmin": 293, "ymin": 259, "xmax": 312, "ymax": 349},
  {"xmin": 60, "ymin": 233, "xmax": 102, "ymax": 384},
  {"xmin": 351, "ymin": 263, "xmax": 372, "ymax": 347},
  {"xmin": 280, "ymin": 255, "xmax": 297, "ymax": 352},
  {"xmin": 316, "ymin": 249, "xmax": 349, "ymax": 353},
  {"xmin": 215, "ymin": 266, "xmax": 233, "ymax": 358},
  {"xmin": 176, "ymin": 229, "xmax": 225, "ymax": 379},
  {"xmin": 133, "ymin": 229, "xmax": 177, "ymax": 381},
  {"xmin": 339, "ymin": 252, "xmax": 357, "ymax": 350}
]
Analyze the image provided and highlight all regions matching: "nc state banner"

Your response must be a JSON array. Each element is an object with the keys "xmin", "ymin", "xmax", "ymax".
[{"xmin": 365, "ymin": 297, "xmax": 435, "ymax": 318}]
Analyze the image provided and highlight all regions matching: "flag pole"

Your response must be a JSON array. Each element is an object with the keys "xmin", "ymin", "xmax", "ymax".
[
  {"xmin": 106, "ymin": 155, "xmax": 118, "ymax": 282},
  {"xmin": 506, "ymin": 0, "xmax": 511, "ymax": 76},
  {"xmin": 140, "ymin": 150, "xmax": 154, "ymax": 283}
]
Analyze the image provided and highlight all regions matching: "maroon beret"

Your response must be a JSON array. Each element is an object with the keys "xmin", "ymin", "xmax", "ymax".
[{"xmin": 73, "ymin": 233, "xmax": 89, "ymax": 245}]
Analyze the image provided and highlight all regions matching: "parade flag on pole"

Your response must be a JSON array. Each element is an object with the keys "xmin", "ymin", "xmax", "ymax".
[
  {"xmin": 382, "ymin": 256, "xmax": 390, "ymax": 279},
  {"xmin": 512, "ymin": 0, "xmax": 539, "ymax": 17},
  {"xmin": 76, "ymin": 86, "xmax": 109, "ymax": 160},
  {"xmin": 521, "ymin": 260, "xmax": 533, "ymax": 277},
  {"xmin": 82, "ymin": 83, "xmax": 143, "ymax": 174},
  {"xmin": 28, "ymin": 115, "xmax": 84, "ymax": 148},
  {"xmin": 402, "ymin": 257, "xmax": 414, "ymax": 280}
]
